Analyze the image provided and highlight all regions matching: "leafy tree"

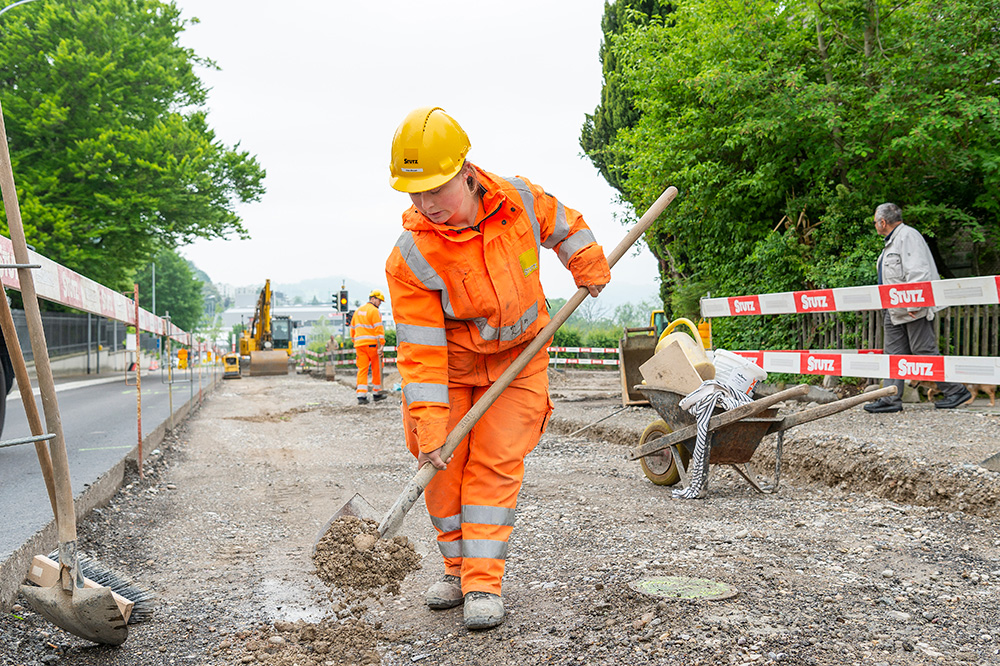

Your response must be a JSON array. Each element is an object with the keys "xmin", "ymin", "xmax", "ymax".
[
  {"xmin": 134, "ymin": 248, "xmax": 203, "ymax": 332},
  {"xmin": 584, "ymin": 0, "xmax": 1000, "ymax": 349},
  {"xmin": 0, "ymin": 0, "xmax": 265, "ymax": 291}
]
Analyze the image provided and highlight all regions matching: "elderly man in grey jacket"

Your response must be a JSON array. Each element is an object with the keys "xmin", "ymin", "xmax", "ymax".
[{"xmin": 864, "ymin": 203, "xmax": 971, "ymax": 413}]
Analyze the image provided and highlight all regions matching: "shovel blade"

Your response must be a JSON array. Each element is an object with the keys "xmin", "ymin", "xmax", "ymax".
[
  {"xmin": 312, "ymin": 493, "xmax": 381, "ymax": 554},
  {"xmin": 21, "ymin": 583, "xmax": 127, "ymax": 646},
  {"xmin": 981, "ymin": 451, "xmax": 1000, "ymax": 472}
]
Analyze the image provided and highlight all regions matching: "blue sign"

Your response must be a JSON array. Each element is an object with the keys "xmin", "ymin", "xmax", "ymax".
[{"xmin": 297, "ymin": 335, "xmax": 306, "ymax": 347}]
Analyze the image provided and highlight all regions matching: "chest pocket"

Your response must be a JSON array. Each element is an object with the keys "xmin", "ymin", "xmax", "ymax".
[
  {"xmin": 444, "ymin": 264, "xmax": 492, "ymax": 321},
  {"xmin": 882, "ymin": 252, "xmax": 903, "ymax": 283}
]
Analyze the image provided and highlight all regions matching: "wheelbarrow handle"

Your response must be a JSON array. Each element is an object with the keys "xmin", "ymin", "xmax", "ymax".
[
  {"xmin": 766, "ymin": 385, "xmax": 898, "ymax": 434},
  {"xmin": 629, "ymin": 384, "xmax": 811, "ymax": 461},
  {"xmin": 377, "ymin": 186, "xmax": 680, "ymax": 539}
]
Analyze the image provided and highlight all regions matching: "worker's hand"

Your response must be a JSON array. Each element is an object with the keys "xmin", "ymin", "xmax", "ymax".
[
  {"xmin": 585, "ymin": 284, "xmax": 606, "ymax": 298},
  {"xmin": 417, "ymin": 447, "xmax": 451, "ymax": 471}
]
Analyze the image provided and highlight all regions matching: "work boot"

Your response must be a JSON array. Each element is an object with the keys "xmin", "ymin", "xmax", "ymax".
[
  {"xmin": 425, "ymin": 575, "xmax": 463, "ymax": 610},
  {"xmin": 372, "ymin": 392, "xmax": 387, "ymax": 402},
  {"xmin": 357, "ymin": 396, "xmax": 368, "ymax": 405},
  {"xmin": 935, "ymin": 387, "xmax": 972, "ymax": 409},
  {"xmin": 463, "ymin": 591, "xmax": 504, "ymax": 630}
]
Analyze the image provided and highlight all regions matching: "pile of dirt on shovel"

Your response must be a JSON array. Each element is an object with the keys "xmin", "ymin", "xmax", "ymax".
[{"xmin": 312, "ymin": 515, "xmax": 422, "ymax": 597}]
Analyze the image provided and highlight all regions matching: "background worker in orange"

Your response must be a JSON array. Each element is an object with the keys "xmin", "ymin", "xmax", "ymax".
[
  {"xmin": 385, "ymin": 107, "xmax": 610, "ymax": 630},
  {"xmin": 350, "ymin": 290, "xmax": 386, "ymax": 404}
]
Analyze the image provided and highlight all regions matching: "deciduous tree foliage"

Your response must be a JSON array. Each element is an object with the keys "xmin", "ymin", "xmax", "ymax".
[
  {"xmin": 584, "ymin": 0, "xmax": 1000, "ymax": 348},
  {"xmin": 134, "ymin": 248, "xmax": 202, "ymax": 333},
  {"xmin": 0, "ymin": 0, "xmax": 265, "ymax": 292}
]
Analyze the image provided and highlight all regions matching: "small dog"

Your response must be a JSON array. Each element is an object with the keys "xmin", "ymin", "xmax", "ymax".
[
  {"xmin": 908, "ymin": 381, "xmax": 996, "ymax": 406},
  {"xmin": 964, "ymin": 384, "xmax": 996, "ymax": 407}
]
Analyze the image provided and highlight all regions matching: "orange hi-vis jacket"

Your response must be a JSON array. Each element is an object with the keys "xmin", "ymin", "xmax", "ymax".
[
  {"xmin": 385, "ymin": 167, "xmax": 611, "ymax": 453},
  {"xmin": 349, "ymin": 302, "xmax": 385, "ymax": 348}
]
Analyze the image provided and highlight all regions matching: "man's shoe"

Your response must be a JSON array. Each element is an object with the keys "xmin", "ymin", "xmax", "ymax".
[
  {"xmin": 935, "ymin": 387, "xmax": 972, "ymax": 409},
  {"xmin": 372, "ymin": 392, "xmax": 387, "ymax": 402},
  {"xmin": 864, "ymin": 400, "xmax": 902, "ymax": 414},
  {"xmin": 357, "ymin": 397, "xmax": 368, "ymax": 405},
  {"xmin": 463, "ymin": 591, "xmax": 504, "ymax": 630},
  {"xmin": 426, "ymin": 575, "xmax": 463, "ymax": 610}
]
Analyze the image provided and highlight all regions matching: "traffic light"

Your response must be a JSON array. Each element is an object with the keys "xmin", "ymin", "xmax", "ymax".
[{"xmin": 338, "ymin": 289, "xmax": 349, "ymax": 312}]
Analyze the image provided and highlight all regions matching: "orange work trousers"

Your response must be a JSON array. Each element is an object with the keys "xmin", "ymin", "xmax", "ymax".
[
  {"xmin": 403, "ymin": 370, "xmax": 552, "ymax": 596},
  {"xmin": 354, "ymin": 345, "xmax": 381, "ymax": 397}
]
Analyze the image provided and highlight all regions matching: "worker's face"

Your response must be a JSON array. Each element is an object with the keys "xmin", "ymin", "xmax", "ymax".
[{"xmin": 409, "ymin": 171, "xmax": 475, "ymax": 227}]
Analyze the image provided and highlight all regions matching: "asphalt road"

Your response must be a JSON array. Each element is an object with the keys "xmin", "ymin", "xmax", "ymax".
[{"xmin": 0, "ymin": 367, "xmax": 219, "ymax": 560}]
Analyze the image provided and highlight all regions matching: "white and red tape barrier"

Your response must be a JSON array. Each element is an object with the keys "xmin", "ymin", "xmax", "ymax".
[
  {"xmin": 0, "ymin": 235, "xmax": 188, "ymax": 342},
  {"xmin": 701, "ymin": 275, "xmax": 1000, "ymax": 318}
]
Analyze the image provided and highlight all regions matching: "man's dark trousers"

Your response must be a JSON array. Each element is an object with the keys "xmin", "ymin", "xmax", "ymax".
[{"xmin": 882, "ymin": 311, "xmax": 965, "ymax": 406}]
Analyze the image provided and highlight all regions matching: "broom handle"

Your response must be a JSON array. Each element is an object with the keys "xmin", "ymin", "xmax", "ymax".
[
  {"xmin": 0, "ymin": 101, "xmax": 78, "ymax": 556},
  {"xmin": 378, "ymin": 185, "xmax": 678, "ymax": 537}
]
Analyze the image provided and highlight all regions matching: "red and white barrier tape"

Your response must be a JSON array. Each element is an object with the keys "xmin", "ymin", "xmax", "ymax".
[
  {"xmin": 0, "ymin": 235, "xmax": 187, "ymax": 341},
  {"xmin": 730, "ymin": 350, "xmax": 1000, "ymax": 385},
  {"xmin": 701, "ymin": 275, "xmax": 1000, "ymax": 318}
]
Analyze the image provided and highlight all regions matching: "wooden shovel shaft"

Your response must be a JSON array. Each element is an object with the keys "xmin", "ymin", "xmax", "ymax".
[
  {"xmin": 377, "ymin": 185, "xmax": 679, "ymax": 538},
  {"xmin": 0, "ymin": 101, "xmax": 76, "ymax": 549},
  {"xmin": 0, "ymin": 286, "xmax": 57, "ymax": 517},
  {"xmin": 628, "ymin": 384, "xmax": 811, "ymax": 461}
]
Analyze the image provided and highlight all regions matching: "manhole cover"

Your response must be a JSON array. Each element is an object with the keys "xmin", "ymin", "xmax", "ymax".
[{"xmin": 628, "ymin": 576, "xmax": 737, "ymax": 601}]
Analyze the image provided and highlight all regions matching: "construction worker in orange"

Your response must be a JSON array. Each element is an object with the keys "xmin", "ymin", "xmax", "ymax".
[
  {"xmin": 385, "ymin": 107, "xmax": 610, "ymax": 630},
  {"xmin": 349, "ymin": 290, "xmax": 386, "ymax": 404}
]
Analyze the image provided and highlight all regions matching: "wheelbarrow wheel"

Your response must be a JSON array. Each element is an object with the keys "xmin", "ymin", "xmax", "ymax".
[{"xmin": 638, "ymin": 419, "xmax": 691, "ymax": 486}]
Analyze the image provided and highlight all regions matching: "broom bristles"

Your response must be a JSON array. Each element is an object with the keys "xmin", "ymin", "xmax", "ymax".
[{"xmin": 46, "ymin": 550, "xmax": 156, "ymax": 624}]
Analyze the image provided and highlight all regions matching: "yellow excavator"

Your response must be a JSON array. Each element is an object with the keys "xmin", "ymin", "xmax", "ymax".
[{"xmin": 239, "ymin": 279, "xmax": 292, "ymax": 376}]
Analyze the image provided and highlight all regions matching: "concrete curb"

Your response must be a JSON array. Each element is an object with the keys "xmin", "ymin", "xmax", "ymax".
[{"xmin": 0, "ymin": 374, "xmax": 221, "ymax": 611}]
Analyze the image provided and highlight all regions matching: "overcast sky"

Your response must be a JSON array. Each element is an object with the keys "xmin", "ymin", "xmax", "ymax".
[{"xmin": 175, "ymin": 1, "xmax": 661, "ymax": 305}]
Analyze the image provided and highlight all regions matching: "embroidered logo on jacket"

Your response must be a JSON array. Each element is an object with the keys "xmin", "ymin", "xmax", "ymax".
[{"xmin": 519, "ymin": 248, "xmax": 538, "ymax": 277}]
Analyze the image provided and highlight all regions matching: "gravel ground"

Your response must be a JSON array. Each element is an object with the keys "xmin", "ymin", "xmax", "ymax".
[{"xmin": 2, "ymin": 368, "xmax": 999, "ymax": 666}]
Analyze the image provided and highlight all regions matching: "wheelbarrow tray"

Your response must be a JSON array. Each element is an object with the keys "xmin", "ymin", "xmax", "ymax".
[{"xmin": 639, "ymin": 385, "xmax": 780, "ymax": 464}]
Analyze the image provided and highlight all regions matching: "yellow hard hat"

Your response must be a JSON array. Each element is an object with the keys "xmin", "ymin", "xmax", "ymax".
[
  {"xmin": 389, "ymin": 106, "xmax": 470, "ymax": 193},
  {"xmin": 369, "ymin": 289, "xmax": 386, "ymax": 301}
]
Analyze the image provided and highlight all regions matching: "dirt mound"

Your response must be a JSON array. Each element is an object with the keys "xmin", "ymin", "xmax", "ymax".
[
  {"xmin": 312, "ymin": 516, "xmax": 421, "ymax": 597},
  {"xmin": 243, "ymin": 618, "xmax": 383, "ymax": 666}
]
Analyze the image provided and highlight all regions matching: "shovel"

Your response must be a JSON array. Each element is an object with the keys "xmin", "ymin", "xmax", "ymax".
[
  {"xmin": 0, "ymin": 100, "xmax": 128, "ymax": 645},
  {"xmin": 318, "ymin": 185, "xmax": 679, "ymax": 544}
]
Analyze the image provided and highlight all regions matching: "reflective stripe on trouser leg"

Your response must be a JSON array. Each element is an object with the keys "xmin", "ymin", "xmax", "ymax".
[{"xmin": 355, "ymin": 346, "xmax": 378, "ymax": 396}]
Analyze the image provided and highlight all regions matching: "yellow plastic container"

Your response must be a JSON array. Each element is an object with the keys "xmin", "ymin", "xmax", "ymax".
[{"xmin": 654, "ymin": 318, "xmax": 715, "ymax": 380}]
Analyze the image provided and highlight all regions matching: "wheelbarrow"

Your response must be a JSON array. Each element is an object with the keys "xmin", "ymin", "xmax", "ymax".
[{"xmin": 627, "ymin": 383, "xmax": 897, "ymax": 495}]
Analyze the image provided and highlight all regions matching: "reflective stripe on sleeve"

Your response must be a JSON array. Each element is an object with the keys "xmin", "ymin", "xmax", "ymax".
[
  {"xmin": 462, "ymin": 539, "xmax": 509, "ymax": 560},
  {"xmin": 395, "ymin": 232, "xmax": 456, "ymax": 317},
  {"xmin": 557, "ymin": 228, "xmax": 597, "ymax": 266},
  {"xmin": 462, "ymin": 504, "xmax": 516, "ymax": 527},
  {"xmin": 437, "ymin": 540, "xmax": 463, "ymax": 559},
  {"xmin": 397, "ymin": 322, "xmax": 447, "ymax": 347},
  {"xmin": 542, "ymin": 202, "xmax": 571, "ymax": 250},
  {"xmin": 402, "ymin": 382, "xmax": 449, "ymax": 405},
  {"xmin": 505, "ymin": 177, "xmax": 541, "ymax": 251},
  {"xmin": 430, "ymin": 513, "xmax": 462, "ymax": 534}
]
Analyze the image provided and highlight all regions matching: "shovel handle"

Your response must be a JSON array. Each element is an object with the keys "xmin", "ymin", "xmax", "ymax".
[
  {"xmin": 378, "ymin": 185, "xmax": 679, "ymax": 538},
  {"xmin": 0, "ymin": 101, "xmax": 77, "ymax": 551}
]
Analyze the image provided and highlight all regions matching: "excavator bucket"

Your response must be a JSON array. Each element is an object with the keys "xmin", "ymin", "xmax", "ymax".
[{"xmin": 249, "ymin": 351, "xmax": 290, "ymax": 376}]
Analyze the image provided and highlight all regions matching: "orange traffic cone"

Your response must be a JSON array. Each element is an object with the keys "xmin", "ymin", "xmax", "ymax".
[{"xmin": 148, "ymin": 359, "xmax": 159, "ymax": 371}]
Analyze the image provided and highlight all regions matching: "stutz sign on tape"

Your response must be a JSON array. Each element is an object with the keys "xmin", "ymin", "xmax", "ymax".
[
  {"xmin": 794, "ymin": 289, "xmax": 837, "ymax": 313},
  {"xmin": 879, "ymin": 282, "xmax": 934, "ymax": 309},
  {"xmin": 728, "ymin": 295, "xmax": 761, "ymax": 316},
  {"xmin": 889, "ymin": 355, "xmax": 944, "ymax": 382}
]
